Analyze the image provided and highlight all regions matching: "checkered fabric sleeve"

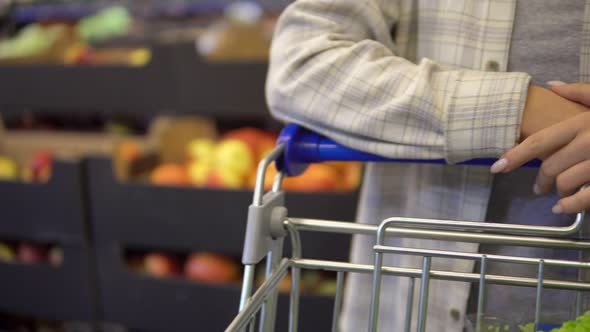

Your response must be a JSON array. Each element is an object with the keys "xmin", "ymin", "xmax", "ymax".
[{"xmin": 266, "ymin": 0, "xmax": 531, "ymax": 163}]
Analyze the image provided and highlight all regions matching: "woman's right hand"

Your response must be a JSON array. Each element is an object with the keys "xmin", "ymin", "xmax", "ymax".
[{"xmin": 491, "ymin": 84, "xmax": 590, "ymax": 214}]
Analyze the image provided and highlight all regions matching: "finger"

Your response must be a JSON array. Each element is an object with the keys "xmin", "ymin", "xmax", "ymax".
[
  {"xmin": 493, "ymin": 119, "xmax": 578, "ymax": 173},
  {"xmin": 534, "ymin": 133, "xmax": 590, "ymax": 194},
  {"xmin": 556, "ymin": 160, "xmax": 590, "ymax": 197},
  {"xmin": 549, "ymin": 82, "xmax": 590, "ymax": 106},
  {"xmin": 553, "ymin": 185, "xmax": 590, "ymax": 215}
]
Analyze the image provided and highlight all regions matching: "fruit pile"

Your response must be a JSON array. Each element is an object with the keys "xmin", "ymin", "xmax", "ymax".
[
  {"xmin": 0, "ymin": 241, "xmax": 63, "ymax": 267},
  {"xmin": 0, "ymin": 151, "xmax": 53, "ymax": 183},
  {"xmin": 125, "ymin": 249, "xmax": 338, "ymax": 296},
  {"xmin": 76, "ymin": 6, "xmax": 132, "ymax": 43},
  {"xmin": 0, "ymin": 125, "xmax": 362, "ymax": 192},
  {"xmin": 127, "ymin": 251, "xmax": 240, "ymax": 285},
  {"xmin": 0, "ymin": 6, "xmax": 148, "ymax": 66},
  {"xmin": 0, "ymin": 24, "xmax": 67, "ymax": 60},
  {"xmin": 148, "ymin": 127, "xmax": 362, "ymax": 192}
]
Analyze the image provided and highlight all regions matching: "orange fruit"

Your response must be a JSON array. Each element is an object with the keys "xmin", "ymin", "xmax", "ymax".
[{"xmin": 150, "ymin": 164, "xmax": 189, "ymax": 186}]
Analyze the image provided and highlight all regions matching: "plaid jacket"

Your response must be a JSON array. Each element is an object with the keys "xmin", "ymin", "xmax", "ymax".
[{"xmin": 267, "ymin": 0, "xmax": 590, "ymax": 331}]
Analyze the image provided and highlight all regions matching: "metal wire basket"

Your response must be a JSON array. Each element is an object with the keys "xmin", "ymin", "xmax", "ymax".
[{"xmin": 226, "ymin": 124, "xmax": 589, "ymax": 332}]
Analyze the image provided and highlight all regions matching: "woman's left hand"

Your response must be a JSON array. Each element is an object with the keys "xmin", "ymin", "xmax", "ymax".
[{"xmin": 490, "ymin": 82, "xmax": 590, "ymax": 214}]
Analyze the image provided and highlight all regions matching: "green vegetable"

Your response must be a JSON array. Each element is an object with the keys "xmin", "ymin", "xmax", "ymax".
[
  {"xmin": 550, "ymin": 311, "xmax": 590, "ymax": 332},
  {"xmin": 0, "ymin": 24, "xmax": 66, "ymax": 59},
  {"xmin": 518, "ymin": 311, "xmax": 590, "ymax": 332},
  {"xmin": 518, "ymin": 323, "xmax": 536, "ymax": 332},
  {"xmin": 76, "ymin": 6, "xmax": 132, "ymax": 42}
]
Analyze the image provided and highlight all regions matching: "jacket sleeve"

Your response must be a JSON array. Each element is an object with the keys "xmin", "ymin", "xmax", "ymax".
[{"xmin": 266, "ymin": 0, "xmax": 531, "ymax": 163}]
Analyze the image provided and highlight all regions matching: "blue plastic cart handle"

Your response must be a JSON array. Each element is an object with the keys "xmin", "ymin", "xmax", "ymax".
[{"xmin": 276, "ymin": 124, "xmax": 541, "ymax": 176}]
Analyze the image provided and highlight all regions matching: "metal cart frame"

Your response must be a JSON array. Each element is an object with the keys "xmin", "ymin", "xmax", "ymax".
[{"xmin": 225, "ymin": 125, "xmax": 590, "ymax": 332}]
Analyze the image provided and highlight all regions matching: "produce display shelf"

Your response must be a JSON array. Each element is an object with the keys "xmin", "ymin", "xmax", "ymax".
[
  {"xmin": 96, "ymin": 244, "xmax": 336, "ymax": 332},
  {"xmin": 0, "ymin": 43, "xmax": 269, "ymax": 119},
  {"xmin": 11, "ymin": 0, "xmax": 291, "ymax": 23},
  {"xmin": 86, "ymin": 156, "xmax": 357, "ymax": 331},
  {"xmin": 0, "ymin": 160, "xmax": 98, "ymax": 322},
  {"xmin": 86, "ymin": 157, "xmax": 357, "ymax": 259}
]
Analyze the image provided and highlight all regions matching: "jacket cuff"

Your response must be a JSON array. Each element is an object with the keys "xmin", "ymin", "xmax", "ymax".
[{"xmin": 444, "ymin": 70, "xmax": 531, "ymax": 163}]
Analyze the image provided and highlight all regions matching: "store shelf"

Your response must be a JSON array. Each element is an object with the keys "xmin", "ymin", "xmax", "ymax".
[
  {"xmin": 0, "ymin": 161, "xmax": 87, "ymax": 241},
  {"xmin": 11, "ymin": 0, "xmax": 291, "ymax": 23},
  {"xmin": 0, "ymin": 161, "xmax": 97, "ymax": 322},
  {"xmin": 0, "ymin": 43, "xmax": 269, "ymax": 118},
  {"xmin": 85, "ymin": 156, "xmax": 356, "ymax": 331},
  {"xmin": 95, "ymin": 244, "xmax": 239, "ymax": 332},
  {"xmin": 85, "ymin": 157, "xmax": 357, "ymax": 258},
  {"xmin": 0, "ymin": 244, "xmax": 97, "ymax": 322},
  {"xmin": 96, "ymin": 243, "xmax": 335, "ymax": 332}
]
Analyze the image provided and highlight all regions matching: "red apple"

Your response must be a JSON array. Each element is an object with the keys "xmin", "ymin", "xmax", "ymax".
[
  {"xmin": 64, "ymin": 43, "xmax": 94, "ymax": 65},
  {"xmin": 184, "ymin": 252, "xmax": 239, "ymax": 284},
  {"xmin": 65, "ymin": 44, "xmax": 95, "ymax": 65},
  {"xmin": 29, "ymin": 150, "xmax": 53, "ymax": 183},
  {"xmin": 144, "ymin": 252, "xmax": 181, "ymax": 278},
  {"xmin": 18, "ymin": 242, "xmax": 48, "ymax": 264}
]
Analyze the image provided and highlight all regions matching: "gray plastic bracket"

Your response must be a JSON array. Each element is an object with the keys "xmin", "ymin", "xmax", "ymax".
[
  {"xmin": 242, "ymin": 191, "xmax": 288, "ymax": 265},
  {"xmin": 270, "ymin": 207, "xmax": 288, "ymax": 239}
]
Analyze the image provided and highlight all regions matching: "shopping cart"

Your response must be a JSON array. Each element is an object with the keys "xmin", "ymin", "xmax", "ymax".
[{"xmin": 225, "ymin": 124, "xmax": 590, "ymax": 332}]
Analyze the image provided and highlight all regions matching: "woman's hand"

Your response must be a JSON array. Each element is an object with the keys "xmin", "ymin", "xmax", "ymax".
[
  {"xmin": 519, "ymin": 85, "xmax": 588, "ymax": 140},
  {"xmin": 490, "ymin": 83, "xmax": 590, "ymax": 214}
]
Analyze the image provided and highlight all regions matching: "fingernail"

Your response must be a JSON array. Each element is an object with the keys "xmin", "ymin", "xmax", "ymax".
[
  {"xmin": 547, "ymin": 80, "xmax": 566, "ymax": 87},
  {"xmin": 490, "ymin": 158, "xmax": 508, "ymax": 174},
  {"xmin": 552, "ymin": 204, "xmax": 564, "ymax": 214},
  {"xmin": 533, "ymin": 184, "xmax": 542, "ymax": 195}
]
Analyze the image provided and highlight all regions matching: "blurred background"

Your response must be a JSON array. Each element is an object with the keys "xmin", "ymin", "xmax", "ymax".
[{"xmin": 0, "ymin": 1, "xmax": 362, "ymax": 331}]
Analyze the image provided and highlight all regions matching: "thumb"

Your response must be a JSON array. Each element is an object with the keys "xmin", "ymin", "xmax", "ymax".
[{"xmin": 547, "ymin": 81, "xmax": 590, "ymax": 106}]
